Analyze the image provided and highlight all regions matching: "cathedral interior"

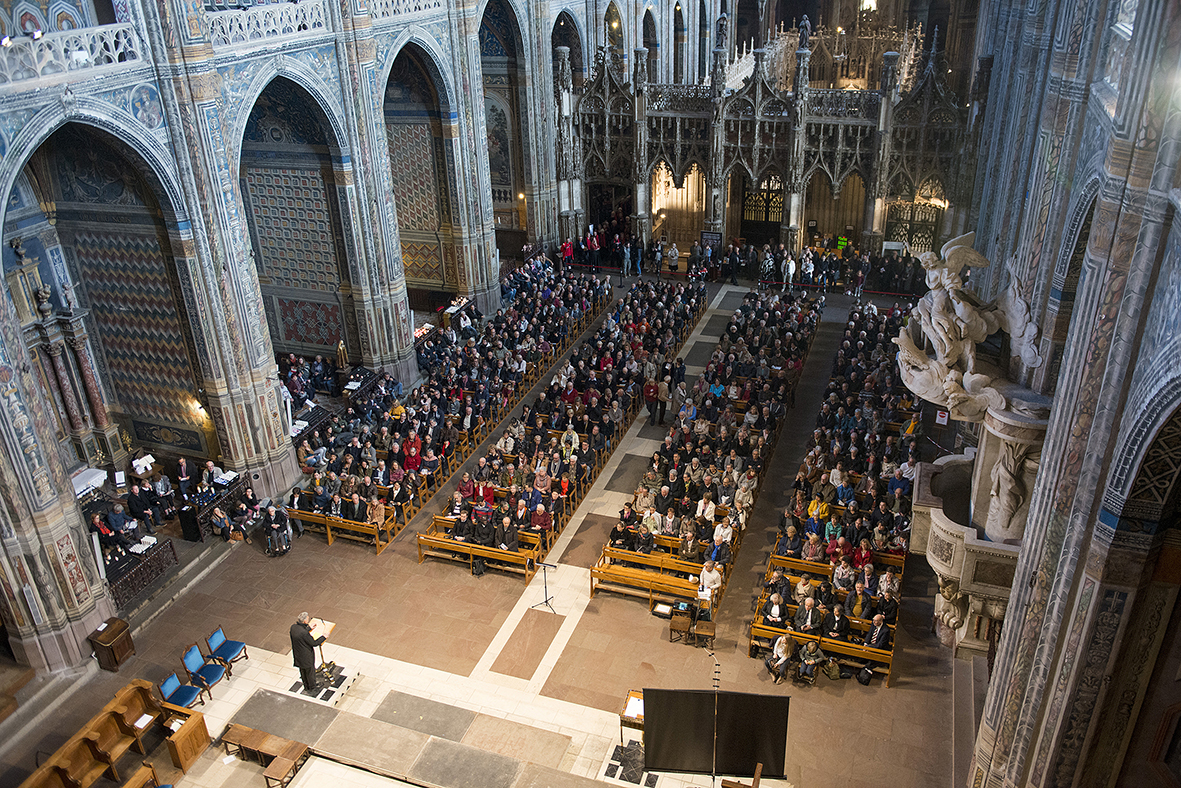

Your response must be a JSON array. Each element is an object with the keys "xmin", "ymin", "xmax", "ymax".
[{"xmin": 0, "ymin": 0, "xmax": 1179, "ymax": 786}]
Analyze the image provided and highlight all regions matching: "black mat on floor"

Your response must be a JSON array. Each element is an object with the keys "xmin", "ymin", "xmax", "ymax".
[
  {"xmin": 371, "ymin": 690, "xmax": 476, "ymax": 741},
  {"xmin": 606, "ymin": 454, "xmax": 653, "ymax": 493},
  {"xmin": 703, "ymin": 312, "xmax": 733, "ymax": 337},
  {"xmin": 636, "ymin": 421, "xmax": 671, "ymax": 441},
  {"xmin": 228, "ymin": 688, "xmax": 340, "ymax": 744},
  {"xmin": 718, "ymin": 291, "xmax": 752, "ymax": 311},
  {"xmin": 683, "ymin": 342, "xmax": 715, "ymax": 367}
]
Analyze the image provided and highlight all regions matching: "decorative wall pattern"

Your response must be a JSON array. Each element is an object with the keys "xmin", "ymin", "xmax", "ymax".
[
  {"xmin": 278, "ymin": 297, "xmax": 342, "ymax": 345},
  {"xmin": 71, "ymin": 231, "xmax": 201, "ymax": 425},
  {"xmin": 387, "ymin": 124, "xmax": 439, "ymax": 229},
  {"xmin": 243, "ymin": 166, "xmax": 341, "ymax": 292},
  {"xmin": 400, "ymin": 239, "xmax": 443, "ymax": 282}
]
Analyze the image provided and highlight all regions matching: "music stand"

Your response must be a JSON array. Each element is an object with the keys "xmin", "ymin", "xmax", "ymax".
[{"xmin": 531, "ymin": 562, "xmax": 557, "ymax": 614}]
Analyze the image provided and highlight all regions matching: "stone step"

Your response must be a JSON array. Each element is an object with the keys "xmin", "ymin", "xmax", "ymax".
[{"xmin": 952, "ymin": 655, "xmax": 978, "ymax": 788}]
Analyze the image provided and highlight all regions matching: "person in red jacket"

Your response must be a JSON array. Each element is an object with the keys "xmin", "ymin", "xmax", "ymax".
[{"xmin": 643, "ymin": 378, "xmax": 659, "ymax": 426}]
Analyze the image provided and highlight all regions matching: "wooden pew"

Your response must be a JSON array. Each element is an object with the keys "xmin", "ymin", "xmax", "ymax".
[
  {"xmin": 416, "ymin": 519, "xmax": 538, "ymax": 581},
  {"xmin": 748, "ymin": 622, "xmax": 896, "ymax": 687},
  {"xmin": 590, "ymin": 554, "xmax": 705, "ymax": 612},
  {"xmin": 286, "ymin": 509, "xmax": 393, "ymax": 555}
]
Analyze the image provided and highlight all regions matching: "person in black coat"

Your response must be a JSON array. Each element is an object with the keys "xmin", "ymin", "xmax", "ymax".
[
  {"xmin": 127, "ymin": 485, "xmax": 161, "ymax": 533},
  {"xmin": 290, "ymin": 612, "xmax": 326, "ymax": 692},
  {"xmin": 823, "ymin": 604, "xmax": 851, "ymax": 640}
]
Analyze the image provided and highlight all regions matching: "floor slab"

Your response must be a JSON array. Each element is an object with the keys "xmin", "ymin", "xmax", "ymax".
[
  {"xmin": 460, "ymin": 714, "xmax": 572, "ymax": 769},
  {"xmin": 407, "ymin": 736, "xmax": 521, "ymax": 788},
  {"xmin": 313, "ymin": 712, "xmax": 430, "ymax": 778},
  {"xmin": 489, "ymin": 608, "xmax": 566, "ymax": 680},
  {"xmin": 228, "ymin": 687, "xmax": 340, "ymax": 744},
  {"xmin": 371, "ymin": 690, "xmax": 476, "ymax": 741}
]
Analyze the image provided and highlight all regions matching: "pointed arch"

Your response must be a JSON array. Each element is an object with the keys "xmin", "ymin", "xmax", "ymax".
[
  {"xmin": 643, "ymin": 9, "xmax": 659, "ymax": 83},
  {"xmin": 605, "ymin": 2, "xmax": 625, "ymax": 60},
  {"xmin": 2, "ymin": 119, "xmax": 213, "ymax": 456},
  {"xmin": 552, "ymin": 10, "xmax": 586, "ymax": 87},
  {"xmin": 238, "ymin": 76, "xmax": 360, "ymax": 357},
  {"xmin": 673, "ymin": 3, "xmax": 686, "ymax": 83}
]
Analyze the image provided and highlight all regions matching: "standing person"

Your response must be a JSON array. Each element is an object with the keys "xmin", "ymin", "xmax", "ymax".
[
  {"xmin": 657, "ymin": 375, "xmax": 672, "ymax": 426},
  {"xmin": 643, "ymin": 378, "xmax": 660, "ymax": 426},
  {"xmin": 652, "ymin": 239, "xmax": 662, "ymax": 274},
  {"xmin": 290, "ymin": 612, "xmax": 326, "ymax": 693},
  {"xmin": 622, "ymin": 237, "xmax": 633, "ymax": 276},
  {"xmin": 667, "ymin": 242, "xmax": 679, "ymax": 274},
  {"xmin": 176, "ymin": 457, "xmax": 193, "ymax": 500},
  {"xmin": 561, "ymin": 238, "xmax": 574, "ymax": 271},
  {"xmin": 586, "ymin": 229, "xmax": 600, "ymax": 272}
]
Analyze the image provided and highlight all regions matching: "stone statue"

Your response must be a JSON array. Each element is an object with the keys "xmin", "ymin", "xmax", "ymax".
[
  {"xmin": 798, "ymin": 15, "xmax": 811, "ymax": 50},
  {"xmin": 716, "ymin": 13, "xmax": 727, "ymax": 52},
  {"xmin": 893, "ymin": 232, "xmax": 1042, "ymax": 421},
  {"xmin": 938, "ymin": 576, "xmax": 968, "ymax": 630},
  {"xmin": 986, "ymin": 440, "xmax": 1029, "ymax": 539}
]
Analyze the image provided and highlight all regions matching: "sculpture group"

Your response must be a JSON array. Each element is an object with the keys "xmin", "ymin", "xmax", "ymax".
[{"xmin": 893, "ymin": 232, "xmax": 1042, "ymax": 422}]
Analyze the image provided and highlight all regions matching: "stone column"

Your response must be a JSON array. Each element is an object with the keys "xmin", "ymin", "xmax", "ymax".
[
  {"xmin": 68, "ymin": 334, "xmax": 107, "ymax": 430},
  {"xmin": 45, "ymin": 343, "xmax": 83, "ymax": 432}
]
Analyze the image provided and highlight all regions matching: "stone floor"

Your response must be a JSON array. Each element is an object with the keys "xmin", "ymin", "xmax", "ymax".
[{"xmin": 0, "ymin": 282, "xmax": 953, "ymax": 788}]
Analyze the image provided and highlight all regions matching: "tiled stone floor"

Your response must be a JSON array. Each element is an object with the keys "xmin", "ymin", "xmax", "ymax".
[{"xmin": 1, "ymin": 285, "xmax": 952, "ymax": 788}]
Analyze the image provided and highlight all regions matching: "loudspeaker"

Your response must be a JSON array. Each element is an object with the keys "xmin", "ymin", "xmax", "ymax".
[{"xmin": 179, "ymin": 506, "xmax": 202, "ymax": 542}]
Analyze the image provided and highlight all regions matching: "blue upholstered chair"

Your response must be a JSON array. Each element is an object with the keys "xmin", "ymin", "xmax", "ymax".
[
  {"xmin": 158, "ymin": 672, "xmax": 205, "ymax": 708},
  {"xmin": 182, "ymin": 644, "xmax": 226, "ymax": 695},
  {"xmin": 205, "ymin": 626, "xmax": 248, "ymax": 675}
]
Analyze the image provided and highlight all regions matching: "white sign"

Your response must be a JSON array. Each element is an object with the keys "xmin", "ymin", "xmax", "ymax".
[{"xmin": 935, "ymin": 410, "xmax": 949, "ymax": 426}]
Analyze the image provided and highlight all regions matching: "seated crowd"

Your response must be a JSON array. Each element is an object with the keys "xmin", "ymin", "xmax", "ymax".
[
  {"xmin": 431, "ymin": 277, "xmax": 708, "ymax": 564},
  {"xmin": 755, "ymin": 301, "xmax": 915, "ymax": 685},
  {"xmin": 604, "ymin": 290, "xmax": 823, "ymax": 605},
  {"xmin": 292, "ymin": 260, "xmax": 607, "ymax": 500}
]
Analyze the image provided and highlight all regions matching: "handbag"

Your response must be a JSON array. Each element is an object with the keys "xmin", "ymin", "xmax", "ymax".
[
  {"xmin": 230, "ymin": 530, "xmax": 244, "ymax": 542},
  {"xmin": 857, "ymin": 666, "xmax": 873, "ymax": 685},
  {"xmin": 823, "ymin": 660, "xmax": 841, "ymax": 681}
]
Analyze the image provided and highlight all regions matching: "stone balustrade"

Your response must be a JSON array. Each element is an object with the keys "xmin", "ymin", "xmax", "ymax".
[
  {"xmin": 370, "ymin": 0, "xmax": 443, "ymax": 22},
  {"xmin": 647, "ymin": 84, "xmax": 712, "ymax": 114},
  {"xmin": 208, "ymin": 0, "xmax": 327, "ymax": 49},
  {"xmin": 806, "ymin": 88, "xmax": 882, "ymax": 120},
  {"xmin": 0, "ymin": 24, "xmax": 142, "ymax": 87}
]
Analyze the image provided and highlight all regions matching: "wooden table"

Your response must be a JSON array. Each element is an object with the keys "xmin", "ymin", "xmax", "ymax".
[{"xmin": 619, "ymin": 689, "xmax": 644, "ymax": 744}]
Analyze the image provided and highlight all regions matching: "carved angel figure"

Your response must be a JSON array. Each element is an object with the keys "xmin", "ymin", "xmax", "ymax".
[{"xmin": 894, "ymin": 232, "xmax": 1041, "ymax": 421}]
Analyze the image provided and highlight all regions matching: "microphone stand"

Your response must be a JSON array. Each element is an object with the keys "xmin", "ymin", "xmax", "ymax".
[
  {"xmin": 705, "ymin": 648, "xmax": 720, "ymax": 787},
  {"xmin": 530, "ymin": 561, "xmax": 558, "ymax": 614}
]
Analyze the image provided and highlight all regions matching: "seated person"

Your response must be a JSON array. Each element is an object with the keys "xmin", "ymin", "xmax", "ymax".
[
  {"xmin": 845, "ymin": 580, "xmax": 873, "ymax": 620},
  {"xmin": 826, "ymin": 535, "xmax": 853, "ymax": 565},
  {"xmin": 699, "ymin": 559, "xmax": 723, "ymax": 599},
  {"xmin": 704, "ymin": 535, "xmax": 732, "ymax": 566},
  {"xmin": 495, "ymin": 515, "xmax": 519, "ymax": 552},
  {"xmin": 529, "ymin": 503, "xmax": 552, "ymax": 534},
  {"xmin": 794, "ymin": 597, "xmax": 823, "ymax": 634},
  {"xmin": 127, "ymin": 484, "xmax": 162, "ymax": 533},
  {"xmin": 152, "ymin": 474, "xmax": 177, "ymax": 518},
  {"xmin": 863, "ymin": 613, "xmax": 891, "ymax": 651},
  {"xmin": 876, "ymin": 587, "xmax": 899, "ymax": 625},
  {"xmin": 801, "ymin": 532, "xmax": 825, "ymax": 562},
  {"xmin": 609, "ymin": 520, "xmax": 634, "ymax": 550},
  {"xmin": 822, "ymin": 603, "xmax": 851, "ymax": 640},
  {"xmin": 878, "ymin": 565, "xmax": 901, "ymax": 597},
  {"xmin": 776, "ymin": 525, "xmax": 803, "ymax": 558},
  {"xmin": 678, "ymin": 516, "xmax": 699, "ymax": 560},
  {"xmin": 797, "ymin": 640, "xmax": 828, "ymax": 683},
  {"xmin": 761, "ymin": 593, "xmax": 788, "ymax": 626},
  {"xmin": 633, "ymin": 523, "xmax": 655, "ymax": 554},
  {"xmin": 764, "ymin": 568, "xmax": 790, "ymax": 601},
  {"xmin": 106, "ymin": 504, "xmax": 140, "ymax": 541},
  {"xmin": 262, "ymin": 506, "xmax": 291, "ymax": 554},
  {"xmin": 814, "ymin": 580, "xmax": 836, "ymax": 611},
  {"xmin": 366, "ymin": 495, "xmax": 387, "ymax": 539},
  {"xmin": 793, "ymin": 574, "xmax": 815, "ymax": 604},
  {"xmin": 89, "ymin": 513, "xmax": 133, "ymax": 551},
  {"xmin": 210, "ymin": 507, "xmax": 234, "ymax": 542},
  {"xmin": 859, "ymin": 562, "xmax": 879, "ymax": 596},
  {"xmin": 765, "ymin": 633, "xmax": 794, "ymax": 684}
]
